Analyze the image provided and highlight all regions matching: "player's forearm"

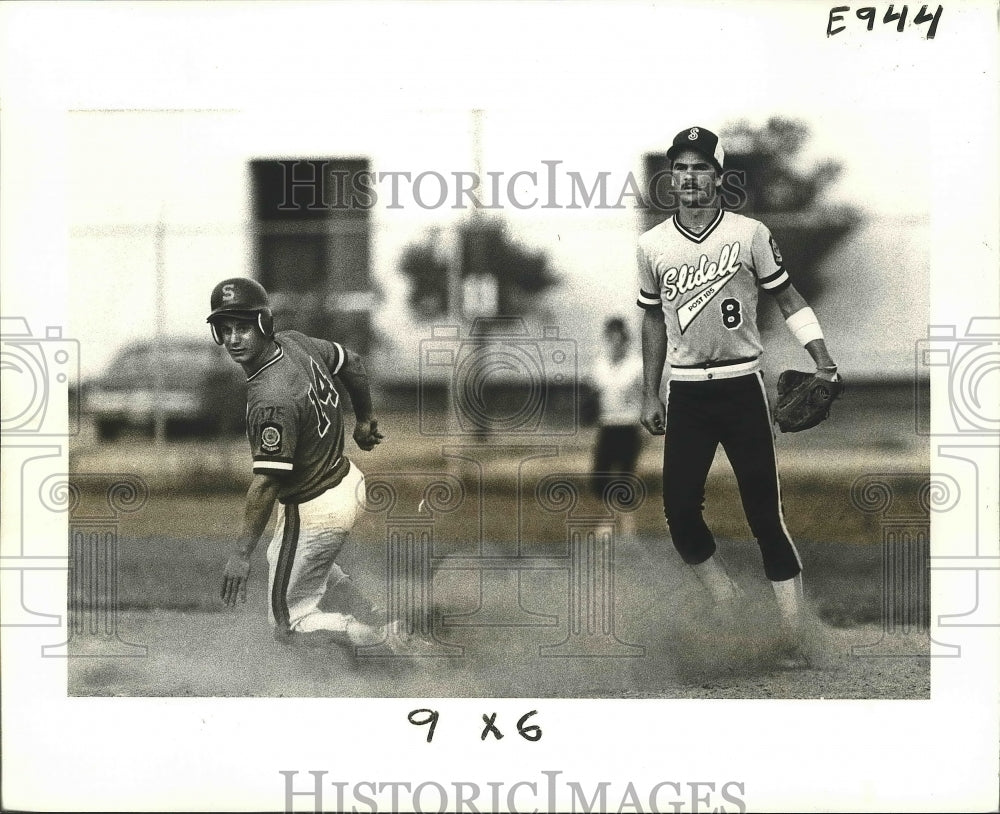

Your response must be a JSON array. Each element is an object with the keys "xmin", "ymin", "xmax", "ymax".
[
  {"xmin": 338, "ymin": 349, "xmax": 376, "ymax": 421},
  {"xmin": 772, "ymin": 283, "xmax": 808, "ymax": 318},
  {"xmin": 235, "ymin": 474, "xmax": 280, "ymax": 557},
  {"xmin": 772, "ymin": 284, "xmax": 837, "ymax": 370},
  {"xmin": 640, "ymin": 309, "xmax": 667, "ymax": 396},
  {"xmin": 803, "ymin": 339, "xmax": 836, "ymax": 370}
]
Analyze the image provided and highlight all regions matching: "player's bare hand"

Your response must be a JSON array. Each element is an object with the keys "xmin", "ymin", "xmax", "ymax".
[
  {"xmin": 815, "ymin": 366, "xmax": 840, "ymax": 383},
  {"xmin": 641, "ymin": 394, "xmax": 666, "ymax": 435},
  {"xmin": 353, "ymin": 418, "xmax": 385, "ymax": 451},
  {"xmin": 221, "ymin": 553, "xmax": 251, "ymax": 606}
]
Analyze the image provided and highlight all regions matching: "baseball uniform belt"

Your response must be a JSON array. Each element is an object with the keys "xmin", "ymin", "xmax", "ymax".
[{"xmin": 670, "ymin": 357, "xmax": 760, "ymax": 380}]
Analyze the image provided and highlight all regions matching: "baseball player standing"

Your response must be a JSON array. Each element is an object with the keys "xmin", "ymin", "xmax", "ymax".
[
  {"xmin": 589, "ymin": 316, "xmax": 645, "ymax": 533},
  {"xmin": 636, "ymin": 127, "xmax": 840, "ymax": 664},
  {"xmin": 209, "ymin": 278, "xmax": 389, "ymax": 648}
]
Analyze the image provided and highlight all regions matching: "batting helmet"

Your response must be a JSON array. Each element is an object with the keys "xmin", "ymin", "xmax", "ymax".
[{"xmin": 206, "ymin": 277, "xmax": 275, "ymax": 345}]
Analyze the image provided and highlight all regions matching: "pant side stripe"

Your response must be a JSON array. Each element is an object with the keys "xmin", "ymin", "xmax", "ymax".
[
  {"xmin": 271, "ymin": 503, "xmax": 300, "ymax": 633},
  {"xmin": 755, "ymin": 371, "xmax": 802, "ymax": 572}
]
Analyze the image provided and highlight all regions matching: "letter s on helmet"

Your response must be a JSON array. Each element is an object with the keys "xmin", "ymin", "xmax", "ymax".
[{"xmin": 206, "ymin": 278, "xmax": 274, "ymax": 345}]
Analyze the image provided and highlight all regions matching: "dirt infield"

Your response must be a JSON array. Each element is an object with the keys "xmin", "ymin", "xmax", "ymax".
[
  {"xmin": 69, "ymin": 608, "xmax": 930, "ymax": 699},
  {"xmin": 68, "ymin": 524, "xmax": 931, "ymax": 699}
]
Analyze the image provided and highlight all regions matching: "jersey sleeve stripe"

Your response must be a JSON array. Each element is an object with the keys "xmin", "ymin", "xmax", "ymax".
[
  {"xmin": 760, "ymin": 270, "xmax": 790, "ymax": 290},
  {"xmin": 637, "ymin": 290, "xmax": 661, "ymax": 306},
  {"xmin": 253, "ymin": 460, "xmax": 294, "ymax": 472},
  {"xmin": 758, "ymin": 267, "xmax": 786, "ymax": 285},
  {"xmin": 763, "ymin": 277, "xmax": 791, "ymax": 295},
  {"xmin": 329, "ymin": 342, "xmax": 346, "ymax": 375},
  {"xmin": 636, "ymin": 299, "xmax": 662, "ymax": 311}
]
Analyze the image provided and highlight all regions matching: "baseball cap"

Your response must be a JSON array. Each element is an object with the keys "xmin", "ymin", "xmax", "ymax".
[{"xmin": 666, "ymin": 126, "xmax": 725, "ymax": 172}]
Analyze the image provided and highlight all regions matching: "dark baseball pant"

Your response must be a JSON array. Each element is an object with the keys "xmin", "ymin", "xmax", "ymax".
[
  {"xmin": 662, "ymin": 372, "xmax": 801, "ymax": 582},
  {"xmin": 591, "ymin": 424, "xmax": 642, "ymax": 504}
]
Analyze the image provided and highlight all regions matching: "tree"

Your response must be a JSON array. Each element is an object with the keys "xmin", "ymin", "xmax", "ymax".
[
  {"xmin": 720, "ymin": 117, "xmax": 845, "ymax": 214},
  {"xmin": 722, "ymin": 117, "xmax": 860, "ymax": 315},
  {"xmin": 400, "ymin": 218, "xmax": 559, "ymax": 319}
]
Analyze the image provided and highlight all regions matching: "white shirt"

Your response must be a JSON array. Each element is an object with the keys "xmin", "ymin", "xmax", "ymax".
[{"xmin": 591, "ymin": 353, "xmax": 643, "ymax": 426}]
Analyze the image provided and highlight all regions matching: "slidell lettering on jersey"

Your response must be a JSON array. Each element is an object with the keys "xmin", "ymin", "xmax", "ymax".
[
  {"xmin": 662, "ymin": 241, "xmax": 742, "ymax": 333},
  {"xmin": 663, "ymin": 241, "xmax": 741, "ymax": 300}
]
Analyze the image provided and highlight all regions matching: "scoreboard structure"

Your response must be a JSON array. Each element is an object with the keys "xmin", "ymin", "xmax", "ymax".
[{"xmin": 250, "ymin": 158, "xmax": 374, "ymax": 353}]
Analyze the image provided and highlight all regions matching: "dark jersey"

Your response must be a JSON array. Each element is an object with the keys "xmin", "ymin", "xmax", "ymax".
[{"xmin": 245, "ymin": 330, "xmax": 350, "ymax": 504}]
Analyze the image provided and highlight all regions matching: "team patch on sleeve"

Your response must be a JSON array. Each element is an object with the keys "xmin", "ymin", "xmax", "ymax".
[
  {"xmin": 253, "ymin": 424, "xmax": 294, "ymax": 472},
  {"xmin": 259, "ymin": 421, "xmax": 284, "ymax": 455},
  {"xmin": 769, "ymin": 235, "xmax": 784, "ymax": 266}
]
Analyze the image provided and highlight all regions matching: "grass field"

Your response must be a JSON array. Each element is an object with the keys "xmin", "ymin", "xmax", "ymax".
[{"xmin": 80, "ymin": 482, "xmax": 917, "ymax": 628}]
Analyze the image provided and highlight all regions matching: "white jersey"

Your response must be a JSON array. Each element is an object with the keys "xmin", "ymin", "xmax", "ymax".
[
  {"xmin": 591, "ymin": 353, "xmax": 643, "ymax": 425},
  {"xmin": 636, "ymin": 211, "xmax": 790, "ymax": 375}
]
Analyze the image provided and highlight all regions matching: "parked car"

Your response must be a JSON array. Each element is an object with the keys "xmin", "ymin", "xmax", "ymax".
[{"xmin": 83, "ymin": 336, "xmax": 246, "ymax": 440}]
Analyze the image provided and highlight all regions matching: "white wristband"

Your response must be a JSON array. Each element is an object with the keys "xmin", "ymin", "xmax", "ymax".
[{"xmin": 785, "ymin": 307, "xmax": 824, "ymax": 347}]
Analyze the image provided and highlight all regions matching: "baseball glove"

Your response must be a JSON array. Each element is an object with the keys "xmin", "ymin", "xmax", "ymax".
[{"xmin": 773, "ymin": 370, "xmax": 844, "ymax": 433}]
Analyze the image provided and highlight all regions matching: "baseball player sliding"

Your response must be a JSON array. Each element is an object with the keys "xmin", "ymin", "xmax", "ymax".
[
  {"xmin": 209, "ymin": 278, "xmax": 391, "ymax": 649},
  {"xmin": 637, "ymin": 127, "xmax": 841, "ymax": 666}
]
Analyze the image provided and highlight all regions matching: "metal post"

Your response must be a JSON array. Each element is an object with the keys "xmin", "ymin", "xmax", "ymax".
[{"xmin": 447, "ymin": 227, "xmax": 463, "ymax": 321}]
